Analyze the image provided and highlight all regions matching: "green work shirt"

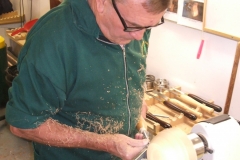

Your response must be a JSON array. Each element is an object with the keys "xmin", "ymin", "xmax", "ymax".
[{"xmin": 6, "ymin": 0, "xmax": 151, "ymax": 159}]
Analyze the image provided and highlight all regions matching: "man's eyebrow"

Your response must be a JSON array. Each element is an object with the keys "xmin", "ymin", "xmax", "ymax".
[
  {"xmin": 125, "ymin": 19, "xmax": 160, "ymax": 27},
  {"xmin": 125, "ymin": 19, "xmax": 143, "ymax": 27}
]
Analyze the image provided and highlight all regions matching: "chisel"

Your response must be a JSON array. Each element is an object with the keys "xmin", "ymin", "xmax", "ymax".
[
  {"xmin": 166, "ymin": 89, "xmax": 214, "ymax": 114},
  {"xmin": 146, "ymin": 112, "xmax": 172, "ymax": 128},
  {"xmin": 146, "ymin": 91, "xmax": 197, "ymax": 120},
  {"xmin": 172, "ymin": 88, "xmax": 222, "ymax": 112},
  {"xmin": 153, "ymin": 90, "xmax": 203, "ymax": 118},
  {"xmin": 136, "ymin": 116, "xmax": 149, "ymax": 140},
  {"xmin": 165, "ymin": 98, "xmax": 203, "ymax": 118}
]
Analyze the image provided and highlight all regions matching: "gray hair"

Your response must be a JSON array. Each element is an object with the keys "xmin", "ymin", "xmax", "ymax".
[
  {"xmin": 142, "ymin": 0, "xmax": 171, "ymax": 14},
  {"xmin": 116, "ymin": 0, "xmax": 172, "ymax": 14}
]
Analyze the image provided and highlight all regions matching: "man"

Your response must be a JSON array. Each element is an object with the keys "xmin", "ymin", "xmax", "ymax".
[{"xmin": 6, "ymin": 0, "xmax": 170, "ymax": 159}]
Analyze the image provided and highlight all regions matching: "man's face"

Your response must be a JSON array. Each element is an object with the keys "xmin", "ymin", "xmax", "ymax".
[{"xmin": 96, "ymin": 0, "xmax": 165, "ymax": 45}]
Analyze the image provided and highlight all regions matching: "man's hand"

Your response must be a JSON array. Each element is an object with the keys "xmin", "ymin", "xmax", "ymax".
[{"xmin": 107, "ymin": 134, "xmax": 149, "ymax": 160}]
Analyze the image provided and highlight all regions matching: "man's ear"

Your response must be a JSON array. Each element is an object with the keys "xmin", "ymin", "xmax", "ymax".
[{"xmin": 96, "ymin": 0, "xmax": 107, "ymax": 13}]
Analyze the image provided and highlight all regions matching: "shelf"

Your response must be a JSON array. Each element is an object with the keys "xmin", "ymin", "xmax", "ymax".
[
  {"xmin": 6, "ymin": 32, "xmax": 26, "ymax": 47},
  {"xmin": 0, "ymin": 11, "xmax": 25, "ymax": 25}
]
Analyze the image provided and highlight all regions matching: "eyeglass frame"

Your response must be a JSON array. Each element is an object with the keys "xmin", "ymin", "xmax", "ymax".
[{"xmin": 112, "ymin": 0, "xmax": 165, "ymax": 32}]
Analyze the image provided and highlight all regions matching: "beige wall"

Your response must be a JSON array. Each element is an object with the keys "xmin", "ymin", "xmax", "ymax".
[{"xmin": 10, "ymin": 0, "xmax": 50, "ymax": 22}]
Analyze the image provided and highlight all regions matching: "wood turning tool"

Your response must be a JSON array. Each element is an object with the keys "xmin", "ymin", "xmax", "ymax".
[
  {"xmin": 136, "ymin": 116, "xmax": 149, "ymax": 140},
  {"xmin": 146, "ymin": 91, "xmax": 198, "ymax": 120},
  {"xmin": 166, "ymin": 88, "xmax": 214, "ymax": 114},
  {"xmin": 146, "ymin": 112, "xmax": 172, "ymax": 128},
  {"xmin": 172, "ymin": 88, "xmax": 222, "ymax": 112}
]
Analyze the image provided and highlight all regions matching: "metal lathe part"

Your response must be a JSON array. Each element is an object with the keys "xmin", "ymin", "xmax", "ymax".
[
  {"xmin": 154, "ymin": 79, "xmax": 169, "ymax": 92},
  {"xmin": 146, "ymin": 75, "xmax": 155, "ymax": 90},
  {"xmin": 139, "ymin": 128, "xmax": 150, "ymax": 141},
  {"xmin": 134, "ymin": 148, "xmax": 147, "ymax": 160},
  {"xmin": 187, "ymin": 133, "xmax": 205, "ymax": 159},
  {"xmin": 153, "ymin": 114, "xmax": 169, "ymax": 118}
]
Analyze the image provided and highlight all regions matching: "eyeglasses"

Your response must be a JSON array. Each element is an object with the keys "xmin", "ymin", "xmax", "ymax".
[{"xmin": 112, "ymin": 0, "xmax": 165, "ymax": 32}]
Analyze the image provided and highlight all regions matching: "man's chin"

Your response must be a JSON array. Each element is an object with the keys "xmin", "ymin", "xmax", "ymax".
[
  {"xmin": 109, "ymin": 37, "xmax": 133, "ymax": 45},
  {"xmin": 117, "ymin": 39, "xmax": 132, "ymax": 45}
]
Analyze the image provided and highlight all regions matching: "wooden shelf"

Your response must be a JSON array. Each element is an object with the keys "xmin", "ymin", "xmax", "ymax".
[
  {"xmin": 6, "ymin": 32, "xmax": 26, "ymax": 47},
  {"xmin": 0, "ymin": 11, "xmax": 25, "ymax": 25}
]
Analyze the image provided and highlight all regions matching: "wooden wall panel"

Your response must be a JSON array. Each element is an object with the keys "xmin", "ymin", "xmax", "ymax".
[{"xmin": 50, "ymin": 0, "xmax": 61, "ymax": 9}]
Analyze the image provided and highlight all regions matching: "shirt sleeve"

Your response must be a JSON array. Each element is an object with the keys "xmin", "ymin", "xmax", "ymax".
[
  {"xmin": 6, "ymin": 61, "xmax": 66, "ymax": 129},
  {"xmin": 5, "ymin": 28, "xmax": 69, "ymax": 129}
]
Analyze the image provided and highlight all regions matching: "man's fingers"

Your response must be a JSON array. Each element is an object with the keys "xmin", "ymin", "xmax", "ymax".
[
  {"xmin": 135, "ymin": 133, "xmax": 144, "ymax": 139},
  {"xmin": 127, "ymin": 138, "xmax": 149, "ymax": 147}
]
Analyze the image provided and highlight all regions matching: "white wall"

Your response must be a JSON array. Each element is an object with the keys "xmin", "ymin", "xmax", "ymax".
[
  {"xmin": 147, "ymin": 20, "xmax": 239, "ymax": 119},
  {"xmin": 10, "ymin": 0, "xmax": 50, "ymax": 21}
]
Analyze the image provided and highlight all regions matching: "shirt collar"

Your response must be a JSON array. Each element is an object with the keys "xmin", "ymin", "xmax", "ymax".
[
  {"xmin": 63, "ymin": 0, "xmax": 120, "ymax": 44},
  {"xmin": 65, "ymin": 0, "xmax": 102, "ymax": 39}
]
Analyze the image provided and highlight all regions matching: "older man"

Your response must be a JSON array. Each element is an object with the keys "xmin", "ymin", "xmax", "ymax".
[{"xmin": 6, "ymin": 0, "xmax": 170, "ymax": 159}]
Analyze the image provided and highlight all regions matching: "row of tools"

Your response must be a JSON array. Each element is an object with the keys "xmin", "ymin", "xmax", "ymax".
[
  {"xmin": 0, "ymin": 11, "xmax": 24, "ymax": 25},
  {"xmin": 144, "ymin": 75, "xmax": 222, "ymax": 129}
]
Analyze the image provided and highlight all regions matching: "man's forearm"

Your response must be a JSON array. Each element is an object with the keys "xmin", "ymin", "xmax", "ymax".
[
  {"xmin": 10, "ymin": 119, "xmax": 113, "ymax": 151},
  {"xmin": 10, "ymin": 118, "xmax": 148, "ymax": 159}
]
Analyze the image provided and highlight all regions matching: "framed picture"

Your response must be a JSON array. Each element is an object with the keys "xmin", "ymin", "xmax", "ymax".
[
  {"xmin": 164, "ymin": 0, "xmax": 179, "ymax": 22},
  {"xmin": 165, "ymin": 0, "xmax": 205, "ymax": 30},
  {"xmin": 203, "ymin": 0, "xmax": 240, "ymax": 41},
  {"xmin": 177, "ymin": 0, "xmax": 204, "ymax": 30}
]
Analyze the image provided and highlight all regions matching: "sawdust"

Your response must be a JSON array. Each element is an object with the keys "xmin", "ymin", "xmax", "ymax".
[
  {"xmin": 75, "ymin": 112, "xmax": 124, "ymax": 134},
  {"xmin": 137, "ymin": 64, "xmax": 144, "ymax": 73},
  {"xmin": 141, "ymin": 40, "xmax": 149, "ymax": 57}
]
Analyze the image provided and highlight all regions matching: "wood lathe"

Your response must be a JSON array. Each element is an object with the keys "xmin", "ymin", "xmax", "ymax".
[
  {"xmin": 135, "ymin": 114, "xmax": 240, "ymax": 160},
  {"xmin": 135, "ymin": 75, "xmax": 240, "ymax": 159}
]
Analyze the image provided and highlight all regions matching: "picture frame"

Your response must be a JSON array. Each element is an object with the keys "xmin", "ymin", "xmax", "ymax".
[
  {"xmin": 203, "ymin": 0, "xmax": 240, "ymax": 41},
  {"xmin": 164, "ymin": 0, "xmax": 179, "ymax": 22},
  {"xmin": 165, "ymin": 0, "xmax": 205, "ymax": 30},
  {"xmin": 177, "ymin": 0, "xmax": 204, "ymax": 30}
]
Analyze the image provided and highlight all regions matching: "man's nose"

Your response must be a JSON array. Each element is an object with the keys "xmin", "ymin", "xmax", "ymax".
[{"xmin": 129, "ymin": 29, "xmax": 146, "ymax": 40}]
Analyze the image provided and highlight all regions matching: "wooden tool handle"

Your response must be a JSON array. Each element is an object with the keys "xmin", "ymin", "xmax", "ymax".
[
  {"xmin": 163, "ymin": 101, "xmax": 197, "ymax": 120},
  {"xmin": 187, "ymin": 94, "xmax": 222, "ymax": 112},
  {"xmin": 177, "ymin": 94, "xmax": 214, "ymax": 114},
  {"xmin": 168, "ymin": 98, "xmax": 203, "ymax": 118},
  {"xmin": 136, "ymin": 116, "xmax": 149, "ymax": 139},
  {"xmin": 146, "ymin": 112, "xmax": 172, "ymax": 128},
  {"xmin": 11, "ymin": 28, "xmax": 26, "ymax": 36},
  {"xmin": 146, "ymin": 91, "xmax": 196, "ymax": 120},
  {"xmin": 136, "ymin": 116, "xmax": 147, "ymax": 131}
]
